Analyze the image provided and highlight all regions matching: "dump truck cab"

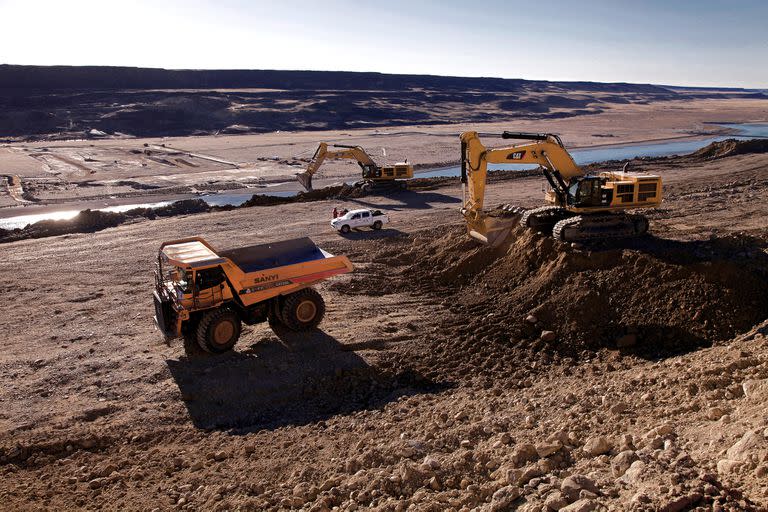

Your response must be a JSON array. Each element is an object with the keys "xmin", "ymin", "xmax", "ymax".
[{"xmin": 154, "ymin": 237, "xmax": 353, "ymax": 353}]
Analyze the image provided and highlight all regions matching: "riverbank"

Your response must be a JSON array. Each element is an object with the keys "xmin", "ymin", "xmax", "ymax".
[
  {"xmin": 3, "ymin": 138, "xmax": 768, "ymax": 243},
  {"xmin": 1, "ymin": 97, "xmax": 767, "ymax": 221}
]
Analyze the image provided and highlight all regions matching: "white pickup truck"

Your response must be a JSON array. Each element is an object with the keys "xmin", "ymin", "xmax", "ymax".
[{"xmin": 331, "ymin": 208, "xmax": 389, "ymax": 233}]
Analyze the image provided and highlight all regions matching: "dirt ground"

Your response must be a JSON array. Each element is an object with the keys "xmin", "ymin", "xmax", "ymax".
[
  {"xmin": 2, "ymin": 97, "xmax": 767, "ymax": 218},
  {"xmin": 1, "ymin": 141, "xmax": 767, "ymax": 511}
]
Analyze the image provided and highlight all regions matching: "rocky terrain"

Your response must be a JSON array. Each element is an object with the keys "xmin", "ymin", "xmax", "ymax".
[{"xmin": 0, "ymin": 139, "xmax": 767, "ymax": 510}]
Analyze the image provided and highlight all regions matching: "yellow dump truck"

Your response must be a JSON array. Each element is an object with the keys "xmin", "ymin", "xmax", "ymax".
[{"xmin": 153, "ymin": 236, "xmax": 353, "ymax": 353}]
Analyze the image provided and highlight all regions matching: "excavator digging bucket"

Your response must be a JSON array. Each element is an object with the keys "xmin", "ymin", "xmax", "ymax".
[
  {"xmin": 297, "ymin": 172, "xmax": 313, "ymax": 191},
  {"xmin": 468, "ymin": 215, "xmax": 520, "ymax": 247}
]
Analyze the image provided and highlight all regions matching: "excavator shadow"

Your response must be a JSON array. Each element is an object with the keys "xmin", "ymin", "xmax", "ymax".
[
  {"xmin": 347, "ymin": 190, "xmax": 461, "ymax": 211},
  {"xmin": 166, "ymin": 328, "xmax": 446, "ymax": 432},
  {"xmin": 617, "ymin": 324, "xmax": 711, "ymax": 361},
  {"xmin": 585, "ymin": 232, "xmax": 768, "ymax": 266}
]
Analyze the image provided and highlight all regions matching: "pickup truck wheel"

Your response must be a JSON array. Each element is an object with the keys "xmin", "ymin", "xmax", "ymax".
[
  {"xmin": 372, "ymin": 220, "xmax": 383, "ymax": 230},
  {"xmin": 280, "ymin": 288, "xmax": 325, "ymax": 331},
  {"xmin": 197, "ymin": 309, "xmax": 241, "ymax": 353},
  {"xmin": 340, "ymin": 224, "xmax": 351, "ymax": 234}
]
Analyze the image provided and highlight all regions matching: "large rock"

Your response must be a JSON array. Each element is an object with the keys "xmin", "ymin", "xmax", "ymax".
[
  {"xmin": 717, "ymin": 428, "xmax": 768, "ymax": 477},
  {"xmin": 620, "ymin": 460, "xmax": 646, "ymax": 485},
  {"xmin": 518, "ymin": 465, "xmax": 543, "ymax": 485},
  {"xmin": 511, "ymin": 443, "xmax": 539, "ymax": 466},
  {"xmin": 660, "ymin": 493, "xmax": 703, "ymax": 512},
  {"xmin": 536, "ymin": 440, "xmax": 562, "ymax": 458},
  {"xmin": 583, "ymin": 436, "xmax": 611, "ymax": 456},
  {"xmin": 492, "ymin": 464, "xmax": 523, "ymax": 486},
  {"xmin": 742, "ymin": 379, "xmax": 768, "ymax": 400},
  {"xmin": 561, "ymin": 474, "xmax": 599, "ymax": 501},
  {"xmin": 726, "ymin": 428, "xmax": 768, "ymax": 462},
  {"xmin": 611, "ymin": 450, "xmax": 639, "ymax": 477},
  {"xmin": 540, "ymin": 330, "xmax": 557, "ymax": 342},
  {"xmin": 489, "ymin": 485, "xmax": 521, "ymax": 511},
  {"xmin": 544, "ymin": 491, "xmax": 569, "ymax": 510},
  {"xmin": 560, "ymin": 499, "xmax": 597, "ymax": 512}
]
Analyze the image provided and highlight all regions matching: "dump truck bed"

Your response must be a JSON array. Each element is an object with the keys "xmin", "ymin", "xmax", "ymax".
[
  {"xmin": 158, "ymin": 236, "xmax": 352, "ymax": 309},
  {"xmin": 219, "ymin": 237, "xmax": 328, "ymax": 273}
]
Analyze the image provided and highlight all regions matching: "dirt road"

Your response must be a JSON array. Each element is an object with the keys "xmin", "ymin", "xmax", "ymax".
[{"xmin": 1, "ymin": 148, "xmax": 767, "ymax": 510}]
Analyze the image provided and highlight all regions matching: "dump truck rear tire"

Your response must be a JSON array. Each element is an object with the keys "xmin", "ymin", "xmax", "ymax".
[
  {"xmin": 280, "ymin": 288, "xmax": 325, "ymax": 331},
  {"xmin": 196, "ymin": 308, "xmax": 241, "ymax": 353}
]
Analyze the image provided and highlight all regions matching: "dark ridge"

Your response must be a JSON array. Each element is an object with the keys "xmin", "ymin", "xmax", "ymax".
[{"xmin": 0, "ymin": 64, "xmax": 673, "ymax": 94}]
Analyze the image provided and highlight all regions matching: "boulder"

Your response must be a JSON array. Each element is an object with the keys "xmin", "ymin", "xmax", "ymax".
[
  {"xmin": 511, "ymin": 443, "xmax": 539, "ymax": 466},
  {"xmin": 536, "ymin": 440, "xmax": 562, "ymax": 458},
  {"xmin": 611, "ymin": 450, "xmax": 639, "ymax": 476},
  {"xmin": 583, "ymin": 436, "xmax": 611, "ymax": 456},
  {"xmin": 561, "ymin": 474, "xmax": 599, "ymax": 501},
  {"xmin": 560, "ymin": 499, "xmax": 597, "ymax": 512},
  {"xmin": 742, "ymin": 379, "xmax": 768, "ymax": 401},
  {"xmin": 541, "ymin": 331, "xmax": 557, "ymax": 342},
  {"xmin": 489, "ymin": 485, "xmax": 521, "ymax": 511}
]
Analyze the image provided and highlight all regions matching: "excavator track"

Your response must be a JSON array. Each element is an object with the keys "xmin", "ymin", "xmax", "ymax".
[
  {"xmin": 520, "ymin": 206, "xmax": 574, "ymax": 233},
  {"xmin": 552, "ymin": 214, "xmax": 650, "ymax": 243}
]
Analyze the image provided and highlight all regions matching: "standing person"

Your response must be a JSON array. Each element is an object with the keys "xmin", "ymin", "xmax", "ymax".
[{"xmin": 332, "ymin": 207, "xmax": 338, "ymax": 218}]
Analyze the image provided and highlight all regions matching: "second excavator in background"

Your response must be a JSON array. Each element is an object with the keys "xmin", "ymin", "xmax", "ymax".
[
  {"xmin": 460, "ymin": 131, "xmax": 663, "ymax": 246},
  {"xmin": 297, "ymin": 142, "xmax": 413, "ymax": 192}
]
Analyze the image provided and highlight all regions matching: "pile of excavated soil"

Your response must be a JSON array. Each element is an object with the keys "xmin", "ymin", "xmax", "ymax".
[
  {"xmin": 336, "ymin": 225, "xmax": 768, "ymax": 377},
  {"xmin": 691, "ymin": 138, "xmax": 768, "ymax": 160}
]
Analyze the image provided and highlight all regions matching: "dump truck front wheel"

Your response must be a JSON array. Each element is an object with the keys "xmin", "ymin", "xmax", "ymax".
[
  {"xmin": 280, "ymin": 288, "xmax": 325, "ymax": 331},
  {"xmin": 196, "ymin": 308, "xmax": 241, "ymax": 353}
]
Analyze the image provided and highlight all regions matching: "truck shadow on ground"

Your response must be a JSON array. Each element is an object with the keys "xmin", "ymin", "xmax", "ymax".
[
  {"xmin": 166, "ymin": 328, "xmax": 447, "ymax": 432},
  {"xmin": 347, "ymin": 190, "xmax": 461, "ymax": 211}
]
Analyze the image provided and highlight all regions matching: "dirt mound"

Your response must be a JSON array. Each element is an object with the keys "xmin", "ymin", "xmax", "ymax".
[
  {"xmin": 340, "ymin": 225, "xmax": 768, "ymax": 369},
  {"xmin": 240, "ymin": 186, "xmax": 367, "ymax": 207},
  {"xmin": 691, "ymin": 138, "xmax": 768, "ymax": 160}
]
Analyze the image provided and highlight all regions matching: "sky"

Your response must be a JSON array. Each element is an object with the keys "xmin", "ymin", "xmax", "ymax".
[{"xmin": 0, "ymin": 0, "xmax": 766, "ymax": 88}]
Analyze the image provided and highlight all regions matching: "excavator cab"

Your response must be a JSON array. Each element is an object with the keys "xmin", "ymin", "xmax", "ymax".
[
  {"xmin": 361, "ymin": 164, "xmax": 381, "ymax": 179},
  {"xmin": 567, "ymin": 177, "xmax": 610, "ymax": 208}
]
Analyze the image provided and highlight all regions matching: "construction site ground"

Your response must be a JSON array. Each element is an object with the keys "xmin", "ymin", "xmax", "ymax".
[{"xmin": 1, "ymin": 146, "xmax": 768, "ymax": 511}]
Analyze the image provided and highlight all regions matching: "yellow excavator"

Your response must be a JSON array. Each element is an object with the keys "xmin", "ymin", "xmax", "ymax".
[
  {"xmin": 296, "ymin": 142, "xmax": 413, "ymax": 191},
  {"xmin": 460, "ymin": 131, "xmax": 663, "ymax": 245}
]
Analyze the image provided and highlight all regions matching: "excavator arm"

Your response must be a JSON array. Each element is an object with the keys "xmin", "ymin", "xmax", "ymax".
[
  {"xmin": 460, "ymin": 131, "xmax": 583, "ymax": 245},
  {"xmin": 297, "ymin": 143, "xmax": 378, "ymax": 191}
]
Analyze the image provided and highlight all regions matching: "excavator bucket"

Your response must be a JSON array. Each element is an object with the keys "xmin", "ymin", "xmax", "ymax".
[
  {"xmin": 297, "ymin": 171, "xmax": 313, "ymax": 191},
  {"xmin": 467, "ymin": 207, "xmax": 522, "ymax": 247}
]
